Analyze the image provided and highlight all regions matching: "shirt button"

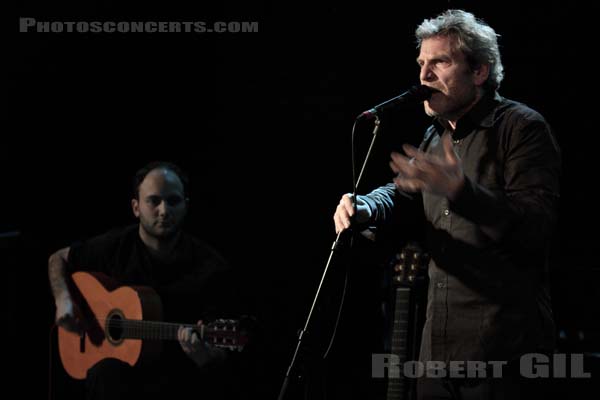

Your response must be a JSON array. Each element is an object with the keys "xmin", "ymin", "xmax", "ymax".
[
  {"xmin": 453, "ymin": 139, "xmax": 460, "ymax": 144},
  {"xmin": 437, "ymin": 282, "xmax": 446, "ymax": 289},
  {"xmin": 443, "ymin": 209, "xmax": 450, "ymax": 216}
]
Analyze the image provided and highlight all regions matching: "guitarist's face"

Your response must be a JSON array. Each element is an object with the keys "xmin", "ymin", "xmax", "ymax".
[{"xmin": 132, "ymin": 168, "xmax": 187, "ymax": 239}]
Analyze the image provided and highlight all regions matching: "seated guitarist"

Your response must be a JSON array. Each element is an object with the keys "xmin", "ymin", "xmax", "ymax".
[{"xmin": 48, "ymin": 161, "xmax": 244, "ymax": 400}]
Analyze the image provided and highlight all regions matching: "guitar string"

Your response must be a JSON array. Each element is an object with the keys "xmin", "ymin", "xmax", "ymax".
[
  {"xmin": 82, "ymin": 313, "xmax": 237, "ymax": 330},
  {"xmin": 72, "ymin": 315, "xmax": 244, "ymax": 343}
]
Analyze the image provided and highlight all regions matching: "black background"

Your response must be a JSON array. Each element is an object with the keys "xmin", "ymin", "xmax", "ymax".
[{"xmin": 7, "ymin": 0, "xmax": 600, "ymax": 398}]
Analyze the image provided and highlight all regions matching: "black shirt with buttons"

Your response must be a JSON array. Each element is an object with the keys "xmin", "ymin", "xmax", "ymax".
[{"xmin": 362, "ymin": 91, "xmax": 561, "ymax": 363}]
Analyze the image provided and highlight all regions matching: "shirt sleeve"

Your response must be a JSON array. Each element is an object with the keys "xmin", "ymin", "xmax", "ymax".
[{"xmin": 67, "ymin": 229, "xmax": 120, "ymax": 275}]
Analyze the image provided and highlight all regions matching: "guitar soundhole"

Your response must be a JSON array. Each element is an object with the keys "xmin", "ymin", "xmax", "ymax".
[{"xmin": 106, "ymin": 311, "xmax": 125, "ymax": 344}]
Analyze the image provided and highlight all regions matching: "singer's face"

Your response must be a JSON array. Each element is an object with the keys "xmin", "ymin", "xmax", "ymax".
[
  {"xmin": 417, "ymin": 35, "xmax": 485, "ymax": 123},
  {"xmin": 132, "ymin": 168, "xmax": 187, "ymax": 240}
]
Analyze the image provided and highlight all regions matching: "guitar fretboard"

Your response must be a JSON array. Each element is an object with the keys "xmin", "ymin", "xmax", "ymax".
[
  {"xmin": 103, "ymin": 319, "xmax": 243, "ymax": 349},
  {"xmin": 386, "ymin": 287, "xmax": 411, "ymax": 400},
  {"xmin": 107, "ymin": 319, "xmax": 197, "ymax": 341}
]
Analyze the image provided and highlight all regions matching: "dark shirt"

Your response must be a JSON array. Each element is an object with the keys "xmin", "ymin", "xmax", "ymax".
[{"xmin": 362, "ymin": 92, "xmax": 561, "ymax": 363}]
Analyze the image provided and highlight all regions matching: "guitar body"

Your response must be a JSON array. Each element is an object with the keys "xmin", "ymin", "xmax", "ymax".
[{"xmin": 58, "ymin": 271, "xmax": 163, "ymax": 379}]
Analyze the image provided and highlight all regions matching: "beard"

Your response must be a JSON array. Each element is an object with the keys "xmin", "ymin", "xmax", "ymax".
[
  {"xmin": 139, "ymin": 217, "xmax": 181, "ymax": 240},
  {"xmin": 423, "ymin": 86, "xmax": 479, "ymax": 122},
  {"xmin": 424, "ymin": 103, "xmax": 439, "ymax": 118}
]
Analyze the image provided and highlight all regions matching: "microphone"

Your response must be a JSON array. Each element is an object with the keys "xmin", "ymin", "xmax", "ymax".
[{"xmin": 357, "ymin": 84, "xmax": 434, "ymax": 120}]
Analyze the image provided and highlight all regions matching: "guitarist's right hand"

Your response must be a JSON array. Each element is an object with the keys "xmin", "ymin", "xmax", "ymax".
[
  {"xmin": 49, "ymin": 246, "xmax": 83, "ymax": 334},
  {"xmin": 55, "ymin": 294, "xmax": 83, "ymax": 334}
]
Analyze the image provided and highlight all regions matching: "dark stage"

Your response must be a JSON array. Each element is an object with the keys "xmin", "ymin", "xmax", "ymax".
[{"xmin": 8, "ymin": 0, "xmax": 600, "ymax": 398}]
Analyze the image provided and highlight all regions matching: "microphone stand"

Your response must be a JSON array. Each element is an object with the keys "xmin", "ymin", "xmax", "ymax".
[{"xmin": 277, "ymin": 116, "xmax": 382, "ymax": 400}]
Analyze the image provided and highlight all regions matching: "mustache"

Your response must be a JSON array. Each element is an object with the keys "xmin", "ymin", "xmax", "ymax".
[{"xmin": 424, "ymin": 86, "xmax": 443, "ymax": 94}]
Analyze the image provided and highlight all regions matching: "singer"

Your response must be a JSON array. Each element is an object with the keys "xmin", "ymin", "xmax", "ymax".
[{"xmin": 334, "ymin": 9, "xmax": 560, "ymax": 400}]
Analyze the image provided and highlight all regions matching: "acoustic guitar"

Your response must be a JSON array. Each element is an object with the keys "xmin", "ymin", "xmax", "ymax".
[{"xmin": 58, "ymin": 271, "xmax": 247, "ymax": 379}]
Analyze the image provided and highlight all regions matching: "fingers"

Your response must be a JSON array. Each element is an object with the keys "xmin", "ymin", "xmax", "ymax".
[
  {"xmin": 390, "ymin": 150, "xmax": 431, "ymax": 193},
  {"xmin": 333, "ymin": 194, "xmax": 354, "ymax": 234},
  {"xmin": 180, "ymin": 324, "xmax": 202, "ymax": 341},
  {"xmin": 178, "ymin": 326, "xmax": 187, "ymax": 351},
  {"xmin": 340, "ymin": 194, "xmax": 354, "ymax": 216},
  {"xmin": 178, "ymin": 325, "xmax": 195, "ymax": 353},
  {"xmin": 390, "ymin": 151, "xmax": 415, "ymax": 174},
  {"xmin": 391, "ymin": 136, "xmax": 463, "ymax": 197},
  {"xmin": 55, "ymin": 297, "xmax": 83, "ymax": 333},
  {"xmin": 390, "ymin": 152, "xmax": 428, "ymax": 181},
  {"xmin": 56, "ymin": 309, "xmax": 83, "ymax": 333},
  {"xmin": 57, "ymin": 315, "xmax": 82, "ymax": 333},
  {"xmin": 442, "ymin": 133, "xmax": 458, "ymax": 164},
  {"xmin": 393, "ymin": 175, "xmax": 427, "ymax": 192},
  {"xmin": 401, "ymin": 144, "xmax": 419, "ymax": 158},
  {"xmin": 402, "ymin": 144, "xmax": 444, "ymax": 168}
]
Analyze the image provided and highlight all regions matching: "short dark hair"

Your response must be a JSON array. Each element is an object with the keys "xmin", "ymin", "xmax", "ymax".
[{"xmin": 132, "ymin": 161, "xmax": 189, "ymax": 199}]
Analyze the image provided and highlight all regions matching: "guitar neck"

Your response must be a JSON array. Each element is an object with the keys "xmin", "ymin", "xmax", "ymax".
[
  {"xmin": 110, "ymin": 319, "xmax": 197, "ymax": 341},
  {"xmin": 386, "ymin": 287, "xmax": 411, "ymax": 400},
  {"xmin": 386, "ymin": 243, "xmax": 427, "ymax": 400}
]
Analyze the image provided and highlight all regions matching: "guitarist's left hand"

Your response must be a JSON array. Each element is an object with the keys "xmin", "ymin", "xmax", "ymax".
[{"xmin": 178, "ymin": 321, "xmax": 227, "ymax": 369}]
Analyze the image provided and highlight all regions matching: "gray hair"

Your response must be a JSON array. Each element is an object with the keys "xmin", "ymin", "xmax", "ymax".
[{"xmin": 416, "ymin": 9, "xmax": 504, "ymax": 91}]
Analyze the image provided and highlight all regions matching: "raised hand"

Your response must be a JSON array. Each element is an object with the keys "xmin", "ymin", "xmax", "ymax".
[{"xmin": 390, "ymin": 132, "xmax": 464, "ymax": 200}]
